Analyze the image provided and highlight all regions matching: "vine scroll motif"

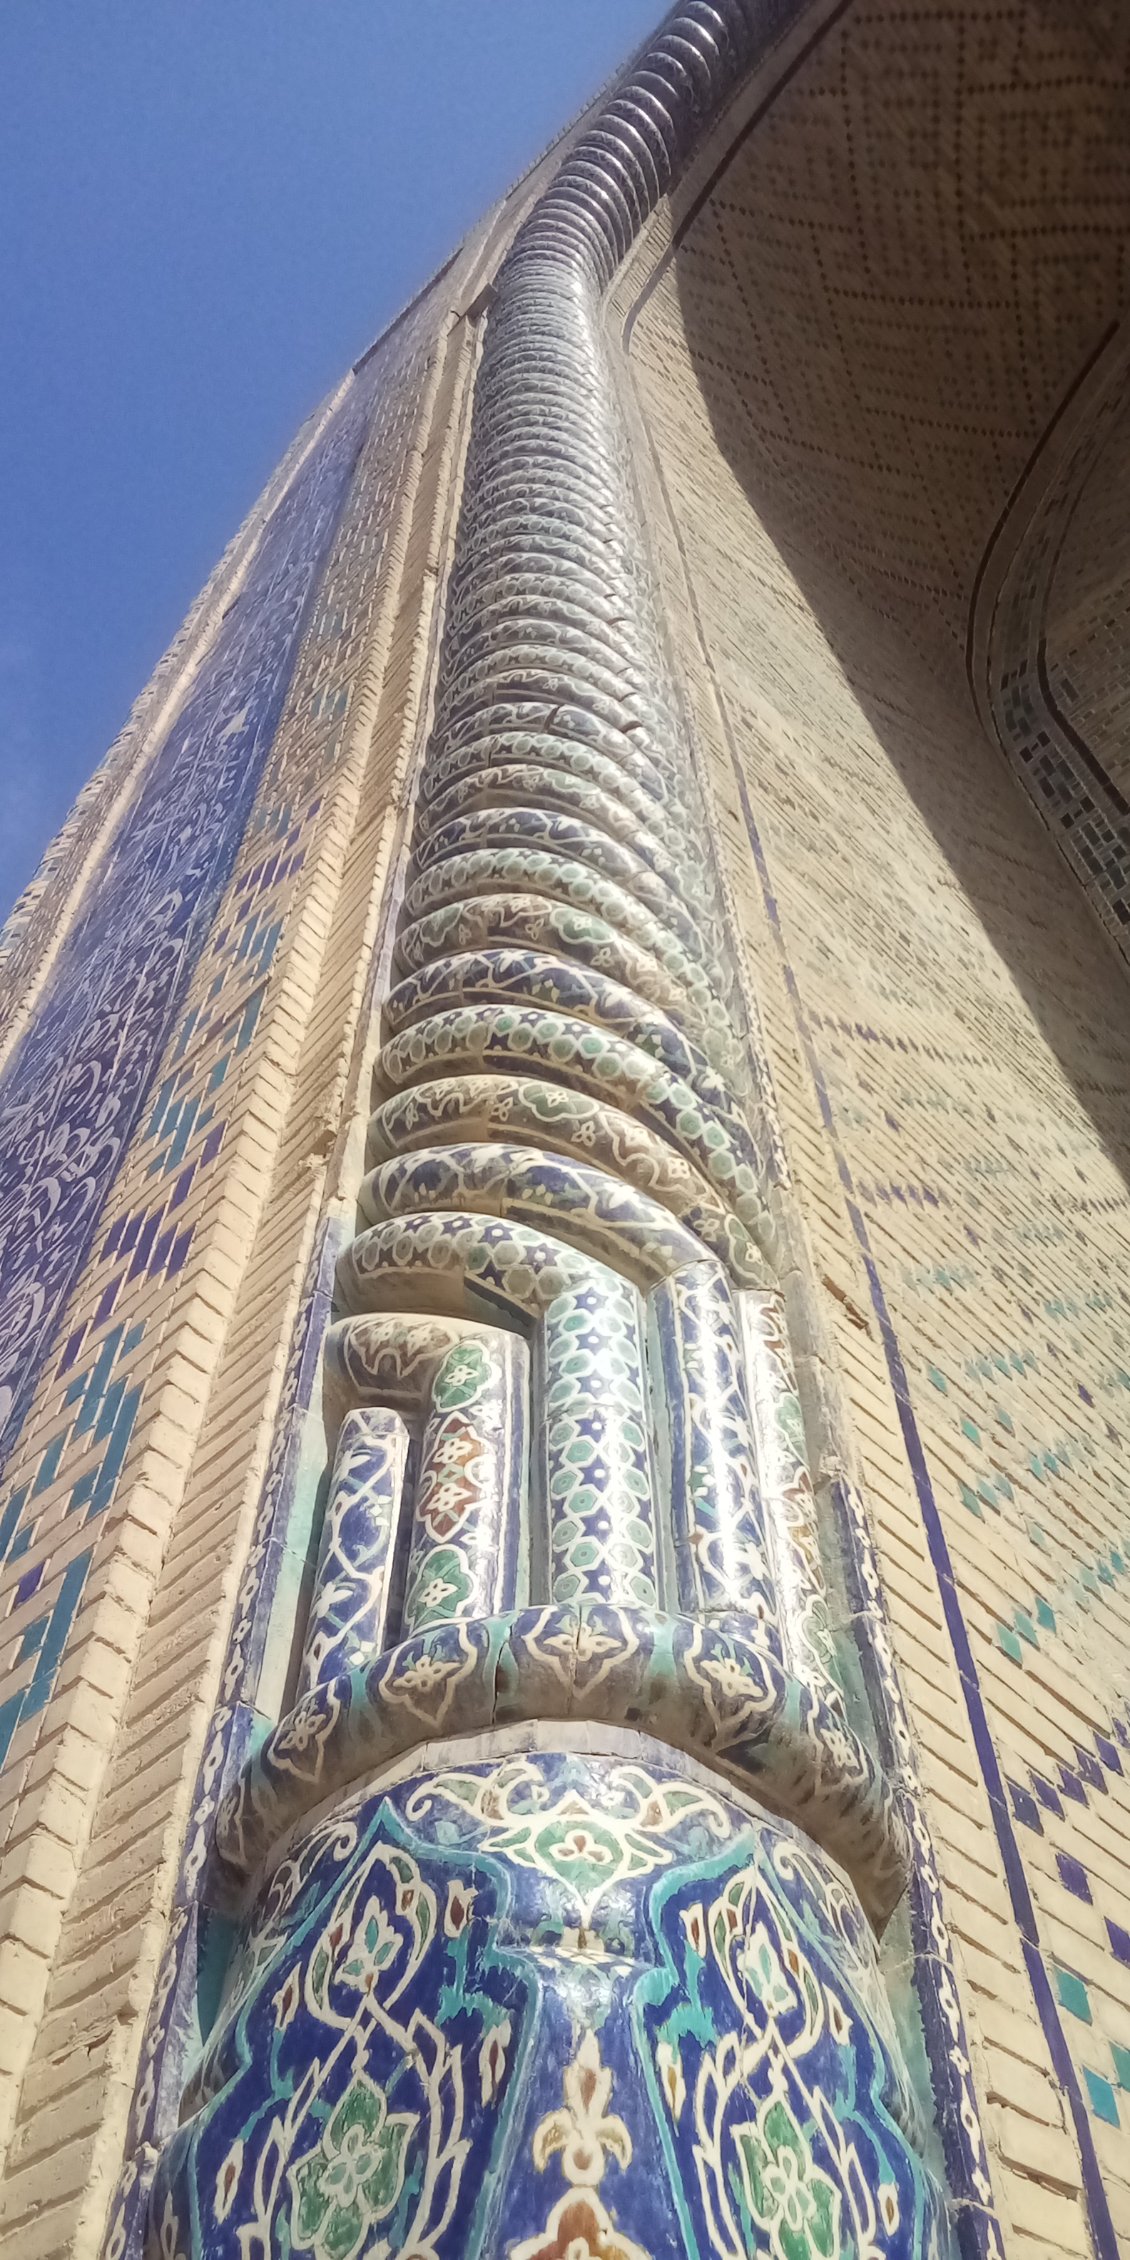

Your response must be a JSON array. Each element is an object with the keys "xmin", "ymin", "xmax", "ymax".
[{"xmin": 152, "ymin": 1748, "xmax": 949, "ymax": 2260}]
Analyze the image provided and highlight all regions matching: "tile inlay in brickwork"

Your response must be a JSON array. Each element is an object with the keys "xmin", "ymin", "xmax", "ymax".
[{"xmin": 625, "ymin": 14, "xmax": 1130, "ymax": 2236}]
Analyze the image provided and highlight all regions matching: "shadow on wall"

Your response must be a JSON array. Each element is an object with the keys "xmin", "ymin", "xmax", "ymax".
[{"xmin": 656, "ymin": 9, "xmax": 1130, "ymax": 1193}]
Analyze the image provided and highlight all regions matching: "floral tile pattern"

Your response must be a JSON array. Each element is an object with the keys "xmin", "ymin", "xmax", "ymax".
[{"xmin": 155, "ymin": 1748, "xmax": 951, "ymax": 2260}]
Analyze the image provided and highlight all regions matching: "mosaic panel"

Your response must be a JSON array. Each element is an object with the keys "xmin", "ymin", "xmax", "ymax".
[
  {"xmin": 0, "ymin": 300, "xmax": 438, "ymax": 1786},
  {"xmin": 633, "ymin": 0, "xmax": 1130, "ymax": 685},
  {"xmin": 0, "ymin": 407, "xmax": 317, "ymax": 1044},
  {"xmin": 1047, "ymin": 385, "xmax": 1130, "ymax": 808},
  {"xmin": 0, "ymin": 367, "xmax": 369, "ymax": 1474},
  {"xmin": 625, "ymin": 0, "xmax": 1130, "ymax": 961}
]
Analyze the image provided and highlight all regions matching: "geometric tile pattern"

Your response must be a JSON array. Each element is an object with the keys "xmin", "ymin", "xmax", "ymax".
[
  {"xmin": 647, "ymin": 0, "xmax": 1130, "ymax": 686},
  {"xmin": 1047, "ymin": 387, "xmax": 1130, "ymax": 807},
  {"xmin": 0, "ymin": 366, "xmax": 374, "ymax": 1475},
  {"xmin": 0, "ymin": 298, "xmax": 439, "ymax": 1794},
  {"xmin": 634, "ymin": 0, "xmax": 1130, "ymax": 969},
  {"xmin": 626, "ymin": 24, "xmax": 1130, "ymax": 2233}
]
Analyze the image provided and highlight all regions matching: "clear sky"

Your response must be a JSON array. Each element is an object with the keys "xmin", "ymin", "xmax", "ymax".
[{"xmin": 0, "ymin": 2, "xmax": 660, "ymax": 927}]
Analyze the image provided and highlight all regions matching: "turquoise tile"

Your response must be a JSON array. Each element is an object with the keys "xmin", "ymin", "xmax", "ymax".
[
  {"xmin": 16, "ymin": 1616, "xmax": 48, "ymax": 1664},
  {"xmin": 0, "ymin": 1694, "xmax": 24, "ymax": 1769},
  {"xmin": 32, "ymin": 1434, "xmax": 67, "ymax": 1495},
  {"xmin": 1055, "ymin": 1967, "xmax": 1092, "ymax": 2025},
  {"xmin": 1085, "ymin": 2069, "xmax": 1119, "ymax": 2126},
  {"xmin": 0, "ymin": 1489, "xmax": 27, "ymax": 1559},
  {"xmin": 20, "ymin": 1550, "xmax": 93, "ymax": 1720}
]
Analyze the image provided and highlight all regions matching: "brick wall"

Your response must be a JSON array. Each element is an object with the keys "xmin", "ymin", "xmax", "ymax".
[{"xmin": 623, "ymin": 204, "xmax": 1130, "ymax": 2259}]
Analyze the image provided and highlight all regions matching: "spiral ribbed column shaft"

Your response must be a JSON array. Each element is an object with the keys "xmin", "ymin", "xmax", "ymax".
[
  {"xmin": 362, "ymin": 228, "xmax": 782, "ymax": 1617},
  {"xmin": 334, "ymin": 0, "xmax": 849, "ymax": 1664},
  {"xmin": 214, "ymin": 0, "xmax": 906, "ymax": 1935},
  {"xmin": 158, "ymin": 23, "xmax": 965, "ymax": 2259}
]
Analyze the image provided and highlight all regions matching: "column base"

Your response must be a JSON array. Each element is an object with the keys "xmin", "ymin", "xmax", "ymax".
[{"xmin": 152, "ymin": 1725, "xmax": 951, "ymax": 2260}]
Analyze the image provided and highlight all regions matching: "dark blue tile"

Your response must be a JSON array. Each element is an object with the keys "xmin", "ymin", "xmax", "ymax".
[
  {"xmin": 1059, "ymin": 1766, "xmax": 1088, "ymax": 1806},
  {"xmin": 1107, "ymin": 1920, "xmax": 1130, "ymax": 1967},
  {"xmin": 1075, "ymin": 1748, "xmax": 1107, "ymax": 1793},
  {"xmin": 1056, "ymin": 1853, "xmax": 1092, "ymax": 1904},
  {"xmin": 1008, "ymin": 1779, "xmax": 1042, "ymax": 1833},
  {"xmin": 14, "ymin": 1562, "xmax": 43, "ymax": 1608}
]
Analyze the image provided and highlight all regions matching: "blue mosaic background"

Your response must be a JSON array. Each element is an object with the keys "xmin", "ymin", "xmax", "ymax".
[
  {"xmin": 0, "ymin": 364, "xmax": 381, "ymax": 1481},
  {"xmin": 153, "ymin": 1744, "xmax": 951, "ymax": 2260}
]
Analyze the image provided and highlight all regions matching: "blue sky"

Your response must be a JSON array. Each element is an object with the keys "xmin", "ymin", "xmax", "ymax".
[{"xmin": 0, "ymin": 2, "xmax": 659, "ymax": 926}]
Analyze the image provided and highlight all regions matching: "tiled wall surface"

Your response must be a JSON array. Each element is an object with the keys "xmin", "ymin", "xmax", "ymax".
[
  {"xmin": 619, "ymin": 0, "xmax": 1130, "ymax": 974},
  {"xmin": 0, "ymin": 404, "xmax": 326, "ymax": 1074},
  {"xmin": 0, "ymin": 265, "xmax": 473, "ymax": 2252},
  {"xmin": 621, "ymin": 18, "xmax": 1130, "ymax": 2243},
  {"xmin": 0, "ymin": 355, "xmax": 378, "ymax": 1484}
]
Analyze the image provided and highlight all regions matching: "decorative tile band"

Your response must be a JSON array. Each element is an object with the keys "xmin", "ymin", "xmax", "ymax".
[
  {"xmin": 300, "ymin": 1407, "xmax": 411, "ymax": 1691},
  {"xmin": 0, "ymin": 360, "xmax": 379, "ymax": 1479},
  {"xmin": 94, "ymin": 279, "xmax": 445, "ymax": 2257},
  {"xmin": 0, "ymin": 295, "xmax": 440, "ymax": 1811},
  {"xmin": 214, "ymin": 1603, "xmax": 907, "ymax": 1919}
]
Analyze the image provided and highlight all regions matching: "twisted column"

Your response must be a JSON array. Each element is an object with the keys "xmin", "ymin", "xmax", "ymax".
[{"xmin": 151, "ymin": 8, "xmax": 954, "ymax": 2255}]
